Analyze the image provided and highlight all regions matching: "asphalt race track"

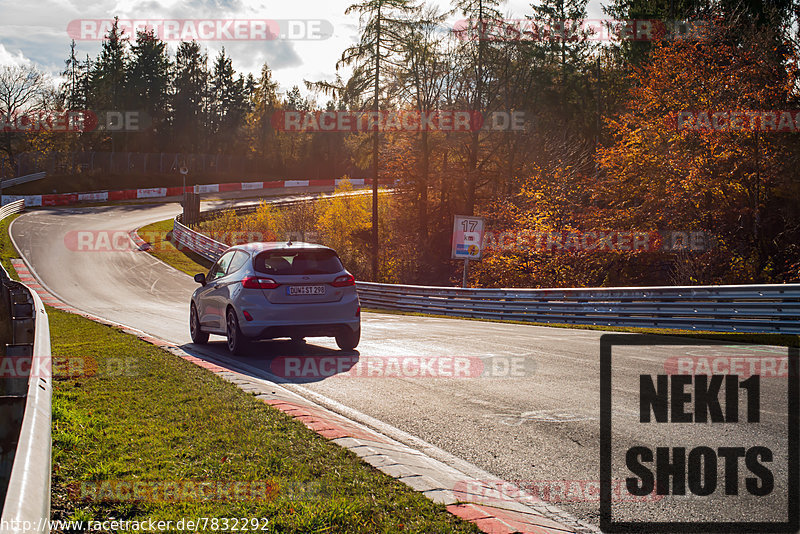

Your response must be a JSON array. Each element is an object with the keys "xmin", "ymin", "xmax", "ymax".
[{"xmin": 12, "ymin": 202, "xmax": 794, "ymax": 529}]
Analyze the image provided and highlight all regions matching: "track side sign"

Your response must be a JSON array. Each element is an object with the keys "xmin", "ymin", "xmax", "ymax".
[{"xmin": 452, "ymin": 215, "xmax": 486, "ymax": 260}]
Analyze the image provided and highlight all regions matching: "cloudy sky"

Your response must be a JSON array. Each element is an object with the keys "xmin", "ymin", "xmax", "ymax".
[{"xmin": 0, "ymin": 0, "xmax": 606, "ymax": 98}]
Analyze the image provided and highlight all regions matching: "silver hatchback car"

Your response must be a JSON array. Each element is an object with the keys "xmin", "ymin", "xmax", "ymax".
[{"xmin": 189, "ymin": 242, "xmax": 361, "ymax": 354}]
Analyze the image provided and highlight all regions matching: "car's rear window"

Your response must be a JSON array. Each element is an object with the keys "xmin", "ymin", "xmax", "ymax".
[{"xmin": 254, "ymin": 249, "xmax": 344, "ymax": 275}]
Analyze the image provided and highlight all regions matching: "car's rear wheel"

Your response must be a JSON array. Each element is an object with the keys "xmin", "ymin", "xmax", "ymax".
[
  {"xmin": 226, "ymin": 308, "xmax": 248, "ymax": 355},
  {"xmin": 335, "ymin": 328, "xmax": 359, "ymax": 351},
  {"xmin": 190, "ymin": 304, "xmax": 208, "ymax": 344}
]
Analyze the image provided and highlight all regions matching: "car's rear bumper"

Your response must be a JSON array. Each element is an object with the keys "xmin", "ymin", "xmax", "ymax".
[
  {"xmin": 234, "ymin": 291, "xmax": 360, "ymax": 339},
  {"xmin": 247, "ymin": 320, "xmax": 360, "ymax": 340}
]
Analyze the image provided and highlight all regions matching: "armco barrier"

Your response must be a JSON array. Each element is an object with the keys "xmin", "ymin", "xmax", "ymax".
[
  {"xmin": 0, "ymin": 281, "xmax": 50, "ymax": 533},
  {"xmin": 0, "ymin": 200, "xmax": 25, "ymax": 221},
  {"xmin": 0, "ymin": 222, "xmax": 51, "ymax": 529},
  {"xmin": 173, "ymin": 217, "xmax": 229, "ymax": 263},
  {"xmin": 168, "ymin": 197, "xmax": 800, "ymax": 335},
  {"xmin": 172, "ymin": 190, "xmax": 378, "ymax": 262},
  {"xmin": 355, "ymin": 282, "xmax": 800, "ymax": 334},
  {"xmin": 0, "ymin": 172, "xmax": 46, "ymax": 190}
]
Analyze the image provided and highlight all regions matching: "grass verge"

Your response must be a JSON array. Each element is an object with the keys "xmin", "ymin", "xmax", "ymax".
[
  {"xmin": 0, "ymin": 213, "xmax": 18, "ymax": 354},
  {"xmin": 0, "ymin": 213, "xmax": 21, "ymax": 280},
  {"xmin": 48, "ymin": 308, "xmax": 480, "ymax": 532}
]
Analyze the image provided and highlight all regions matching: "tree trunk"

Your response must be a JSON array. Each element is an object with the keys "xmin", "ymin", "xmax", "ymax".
[
  {"xmin": 371, "ymin": 5, "xmax": 382, "ymax": 281},
  {"xmin": 466, "ymin": 0, "xmax": 485, "ymax": 216},
  {"xmin": 419, "ymin": 129, "xmax": 429, "ymax": 242}
]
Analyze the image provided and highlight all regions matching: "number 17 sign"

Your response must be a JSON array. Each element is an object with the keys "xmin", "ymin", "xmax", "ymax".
[{"xmin": 452, "ymin": 215, "xmax": 486, "ymax": 260}]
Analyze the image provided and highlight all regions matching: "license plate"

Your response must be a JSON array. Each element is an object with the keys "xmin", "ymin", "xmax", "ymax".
[{"xmin": 287, "ymin": 285, "xmax": 326, "ymax": 296}]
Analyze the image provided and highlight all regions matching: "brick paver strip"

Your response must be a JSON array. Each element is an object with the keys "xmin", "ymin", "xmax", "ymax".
[{"xmin": 448, "ymin": 503, "xmax": 572, "ymax": 534}]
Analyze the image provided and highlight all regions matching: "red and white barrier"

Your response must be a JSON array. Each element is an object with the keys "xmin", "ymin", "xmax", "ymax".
[
  {"xmin": 1, "ymin": 178, "xmax": 383, "ymax": 208},
  {"xmin": 78, "ymin": 192, "xmax": 109, "ymax": 203},
  {"xmin": 136, "ymin": 187, "xmax": 167, "ymax": 199},
  {"xmin": 193, "ymin": 184, "xmax": 219, "ymax": 194},
  {"xmin": 1, "ymin": 194, "xmax": 42, "ymax": 207}
]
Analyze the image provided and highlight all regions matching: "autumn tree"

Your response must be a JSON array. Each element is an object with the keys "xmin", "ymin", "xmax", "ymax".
[{"xmin": 598, "ymin": 16, "xmax": 800, "ymax": 283}]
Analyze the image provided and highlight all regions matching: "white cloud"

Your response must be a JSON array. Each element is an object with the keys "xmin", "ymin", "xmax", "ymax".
[{"xmin": 0, "ymin": 42, "xmax": 32, "ymax": 67}]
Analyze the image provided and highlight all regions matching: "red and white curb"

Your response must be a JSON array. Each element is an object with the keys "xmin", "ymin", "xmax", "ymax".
[
  {"xmin": 12, "ymin": 258, "xmax": 595, "ymax": 534},
  {"xmin": 128, "ymin": 229, "xmax": 151, "ymax": 251},
  {"xmin": 13, "ymin": 259, "xmax": 82, "ymax": 315}
]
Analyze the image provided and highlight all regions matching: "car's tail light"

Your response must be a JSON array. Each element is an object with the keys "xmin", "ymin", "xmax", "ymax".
[
  {"xmin": 242, "ymin": 276, "xmax": 280, "ymax": 289},
  {"xmin": 243, "ymin": 310, "xmax": 254, "ymax": 321},
  {"xmin": 331, "ymin": 274, "xmax": 355, "ymax": 287},
  {"xmin": 356, "ymin": 306, "xmax": 361, "ymax": 317}
]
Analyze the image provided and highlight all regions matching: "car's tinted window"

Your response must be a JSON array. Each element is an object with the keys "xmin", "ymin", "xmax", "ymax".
[
  {"xmin": 254, "ymin": 249, "xmax": 343, "ymax": 275},
  {"xmin": 227, "ymin": 250, "xmax": 249, "ymax": 274},
  {"xmin": 208, "ymin": 251, "xmax": 235, "ymax": 281}
]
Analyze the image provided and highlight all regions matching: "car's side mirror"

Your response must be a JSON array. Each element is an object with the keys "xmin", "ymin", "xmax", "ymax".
[{"xmin": 194, "ymin": 273, "xmax": 206, "ymax": 286}]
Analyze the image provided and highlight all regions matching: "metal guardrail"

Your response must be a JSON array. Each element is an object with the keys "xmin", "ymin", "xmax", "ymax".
[
  {"xmin": 0, "ymin": 279, "xmax": 50, "ymax": 533},
  {"xmin": 0, "ymin": 268, "xmax": 53, "ymax": 534},
  {"xmin": 0, "ymin": 173, "xmax": 46, "ymax": 190},
  {"xmin": 0, "ymin": 200, "xmax": 51, "ymax": 533},
  {"xmin": 173, "ymin": 217, "xmax": 228, "ymax": 263},
  {"xmin": 172, "ymin": 191, "xmax": 378, "ymax": 263},
  {"xmin": 0, "ymin": 200, "xmax": 25, "ymax": 221},
  {"xmin": 170, "ymin": 195, "xmax": 800, "ymax": 335},
  {"xmin": 355, "ymin": 282, "xmax": 800, "ymax": 334}
]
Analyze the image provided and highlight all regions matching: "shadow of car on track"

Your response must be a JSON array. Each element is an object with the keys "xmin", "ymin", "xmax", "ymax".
[{"xmin": 181, "ymin": 338, "xmax": 360, "ymax": 384}]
